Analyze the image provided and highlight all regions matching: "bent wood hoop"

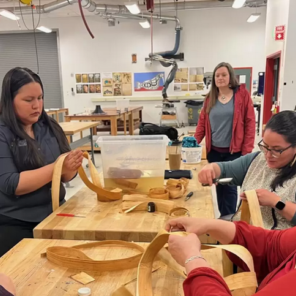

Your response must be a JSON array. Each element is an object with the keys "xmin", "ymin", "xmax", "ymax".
[
  {"xmin": 52, "ymin": 152, "xmax": 122, "ymax": 211},
  {"xmin": 112, "ymin": 230, "xmax": 257, "ymax": 296},
  {"xmin": 45, "ymin": 240, "xmax": 144, "ymax": 271},
  {"xmin": 241, "ymin": 190, "xmax": 264, "ymax": 228}
]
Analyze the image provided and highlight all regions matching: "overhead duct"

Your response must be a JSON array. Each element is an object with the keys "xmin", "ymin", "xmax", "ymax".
[
  {"xmin": 149, "ymin": 28, "xmax": 181, "ymax": 62},
  {"xmin": 137, "ymin": 0, "xmax": 267, "ymax": 11},
  {"xmin": 91, "ymin": 0, "xmax": 266, "ymax": 13},
  {"xmin": 2, "ymin": 0, "xmax": 267, "ymax": 16},
  {"xmin": 9, "ymin": 0, "xmax": 77, "ymax": 14},
  {"xmin": 98, "ymin": 12, "xmax": 180, "ymax": 26}
]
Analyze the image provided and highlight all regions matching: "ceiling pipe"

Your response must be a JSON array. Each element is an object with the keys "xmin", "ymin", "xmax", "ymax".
[
  {"xmin": 43, "ymin": 0, "xmax": 77, "ymax": 13},
  {"xmin": 1, "ymin": 0, "xmax": 267, "ymax": 16},
  {"xmin": 8, "ymin": 0, "xmax": 77, "ymax": 14},
  {"xmin": 3, "ymin": 0, "xmax": 179, "ymax": 26},
  {"xmin": 137, "ymin": 0, "xmax": 266, "ymax": 11},
  {"xmin": 92, "ymin": 0, "xmax": 266, "ymax": 13},
  {"xmin": 81, "ymin": 0, "xmax": 181, "ymax": 26}
]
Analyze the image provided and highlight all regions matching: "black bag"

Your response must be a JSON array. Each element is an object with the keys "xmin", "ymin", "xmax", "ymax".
[{"xmin": 139, "ymin": 122, "xmax": 178, "ymax": 141}]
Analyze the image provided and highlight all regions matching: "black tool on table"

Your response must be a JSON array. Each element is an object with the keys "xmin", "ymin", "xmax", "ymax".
[
  {"xmin": 185, "ymin": 192, "xmax": 194, "ymax": 201},
  {"xmin": 147, "ymin": 202, "xmax": 156, "ymax": 213},
  {"xmin": 202, "ymin": 178, "xmax": 233, "ymax": 186},
  {"xmin": 165, "ymin": 170, "xmax": 192, "ymax": 179}
]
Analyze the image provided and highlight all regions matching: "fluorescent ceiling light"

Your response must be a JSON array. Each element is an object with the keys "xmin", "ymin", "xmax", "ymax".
[
  {"xmin": 232, "ymin": 0, "xmax": 246, "ymax": 9},
  {"xmin": 0, "ymin": 10, "xmax": 20, "ymax": 21},
  {"xmin": 125, "ymin": 2, "xmax": 141, "ymax": 14},
  {"xmin": 37, "ymin": 26, "xmax": 52, "ymax": 33},
  {"xmin": 139, "ymin": 20, "xmax": 150, "ymax": 29},
  {"xmin": 247, "ymin": 13, "xmax": 261, "ymax": 23}
]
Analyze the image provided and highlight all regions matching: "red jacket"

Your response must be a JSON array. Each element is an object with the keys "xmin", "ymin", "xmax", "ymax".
[
  {"xmin": 194, "ymin": 85, "xmax": 256, "ymax": 155},
  {"xmin": 183, "ymin": 221, "xmax": 296, "ymax": 296}
]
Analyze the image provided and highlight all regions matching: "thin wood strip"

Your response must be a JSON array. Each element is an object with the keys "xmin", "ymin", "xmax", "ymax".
[
  {"xmin": 134, "ymin": 230, "xmax": 257, "ymax": 296},
  {"xmin": 148, "ymin": 188, "xmax": 169, "ymax": 200},
  {"xmin": 52, "ymin": 152, "xmax": 123, "ymax": 211},
  {"xmin": 166, "ymin": 178, "xmax": 189, "ymax": 189},
  {"xmin": 45, "ymin": 241, "xmax": 144, "ymax": 272},
  {"xmin": 122, "ymin": 195, "xmax": 176, "ymax": 214},
  {"xmin": 157, "ymin": 248, "xmax": 186, "ymax": 279},
  {"xmin": 241, "ymin": 190, "xmax": 264, "ymax": 228},
  {"xmin": 122, "ymin": 195, "xmax": 189, "ymax": 216},
  {"xmin": 201, "ymin": 244, "xmax": 254, "ymax": 272},
  {"xmin": 123, "ymin": 201, "xmax": 175, "ymax": 214},
  {"xmin": 166, "ymin": 185, "xmax": 185, "ymax": 199}
]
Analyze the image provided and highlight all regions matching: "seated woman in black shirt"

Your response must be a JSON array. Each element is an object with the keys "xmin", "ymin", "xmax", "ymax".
[{"xmin": 0, "ymin": 67, "xmax": 83, "ymax": 256}]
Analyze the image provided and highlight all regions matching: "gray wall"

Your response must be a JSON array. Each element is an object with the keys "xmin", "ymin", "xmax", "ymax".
[{"xmin": 0, "ymin": 32, "xmax": 63, "ymax": 108}]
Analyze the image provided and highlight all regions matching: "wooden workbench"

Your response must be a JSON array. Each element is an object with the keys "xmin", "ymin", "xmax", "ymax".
[
  {"xmin": 46, "ymin": 108, "xmax": 69, "ymax": 123},
  {"xmin": 59, "ymin": 121, "xmax": 100, "ymax": 165},
  {"xmin": 59, "ymin": 121, "xmax": 100, "ymax": 136},
  {"xmin": 34, "ymin": 161, "xmax": 215, "ymax": 243},
  {"xmin": 0, "ymin": 238, "xmax": 224, "ymax": 296},
  {"xmin": 65, "ymin": 106, "xmax": 143, "ymax": 136}
]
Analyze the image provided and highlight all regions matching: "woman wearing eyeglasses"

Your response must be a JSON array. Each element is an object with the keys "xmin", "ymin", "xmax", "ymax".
[{"xmin": 198, "ymin": 110, "xmax": 296, "ymax": 229}]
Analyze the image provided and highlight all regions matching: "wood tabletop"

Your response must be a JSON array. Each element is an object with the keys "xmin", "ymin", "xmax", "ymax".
[
  {"xmin": 46, "ymin": 108, "xmax": 69, "ymax": 115},
  {"xmin": 66, "ymin": 106, "xmax": 143, "ymax": 119},
  {"xmin": 0, "ymin": 238, "xmax": 224, "ymax": 296},
  {"xmin": 34, "ymin": 161, "xmax": 215, "ymax": 243},
  {"xmin": 59, "ymin": 121, "xmax": 100, "ymax": 135}
]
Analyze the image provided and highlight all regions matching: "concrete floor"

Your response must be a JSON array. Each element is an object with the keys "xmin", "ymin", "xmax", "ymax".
[{"xmin": 65, "ymin": 127, "xmax": 261, "ymax": 219}]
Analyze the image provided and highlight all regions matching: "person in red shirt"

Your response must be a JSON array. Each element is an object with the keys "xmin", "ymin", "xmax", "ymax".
[
  {"xmin": 167, "ymin": 217, "xmax": 296, "ymax": 296},
  {"xmin": 195, "ymin": 62, "xmax": 255, "ymax": 217}
]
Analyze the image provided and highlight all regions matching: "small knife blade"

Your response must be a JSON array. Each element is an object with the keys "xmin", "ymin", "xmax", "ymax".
[{"xmin": 202, "ymin": 178, "xmax": 233, "ymax": 187}]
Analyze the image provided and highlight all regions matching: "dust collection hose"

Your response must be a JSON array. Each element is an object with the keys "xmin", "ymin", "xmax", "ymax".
[
  {"xmin": 162, "ymin": 61, "xmax": 178, "ymax": 99},
  {"xmin": 78, "ymin": 0, "xmax": 94, "ymax": 39}
]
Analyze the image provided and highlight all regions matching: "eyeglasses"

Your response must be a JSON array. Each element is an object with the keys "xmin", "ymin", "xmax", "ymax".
[{"xmin": 258, "ymin": 140, "xmax": 292, "ymax": 158}]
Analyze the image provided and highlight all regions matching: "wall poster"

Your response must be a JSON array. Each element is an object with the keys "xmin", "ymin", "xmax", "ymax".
[{"xmin": 134, "ymin": 72, "xmax": 165, "ymax": 92}]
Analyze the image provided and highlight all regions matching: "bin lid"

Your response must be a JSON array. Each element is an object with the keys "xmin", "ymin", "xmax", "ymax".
[{"xmin": 96, "ymin": 135, "xmax": 170, "ymax": 145}]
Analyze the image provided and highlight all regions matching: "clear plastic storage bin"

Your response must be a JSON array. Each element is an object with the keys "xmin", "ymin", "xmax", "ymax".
[{"xmin": 97, "ymin": 135, "xmax": 169, "ymax": 194}]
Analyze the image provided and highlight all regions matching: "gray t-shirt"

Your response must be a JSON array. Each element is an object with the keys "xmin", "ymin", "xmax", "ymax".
[{"xmin": 209, "ymin": 97, "xmax": 234, "ymax": 148}]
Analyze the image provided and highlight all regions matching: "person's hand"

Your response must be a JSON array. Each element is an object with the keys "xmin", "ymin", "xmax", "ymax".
[
  {"xmin": 0, "ymin": 273, "xmax": 16, "ymax": 295},
  {"xmin": 198, "ymin": 164, "xmax": 216, "ymax": 186},
  {"xmin": 240, "ymin": 189, "xmax": 280, "ymax": 207},
  {"xmin": 168, "ymin": 233, "xmax": 201, "ymax": 266},
  {"xmin": 165, "ymin": 217, "xmax": 210, "ymax": 236},
  {"xmin": 62, "ymin": 150, "xmax": 84, "ymax": 175}
]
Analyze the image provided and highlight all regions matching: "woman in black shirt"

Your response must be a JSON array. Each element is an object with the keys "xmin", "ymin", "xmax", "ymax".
[{"xmin": 0, "ymin": 67, "xmax": 83, "ymax": 256}]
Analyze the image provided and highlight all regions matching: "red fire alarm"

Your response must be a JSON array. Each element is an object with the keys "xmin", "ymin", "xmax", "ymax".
[
  {"xmin": 146, "ymin": 0, "xmax": 154, "ymax": 12},
  {"xmin": 275, "ymin": 25, "xmax": 285, "ymax": 41},
  {"xmin": 275, "ymin": 32, "xmax": 284, "ymax": 41}
]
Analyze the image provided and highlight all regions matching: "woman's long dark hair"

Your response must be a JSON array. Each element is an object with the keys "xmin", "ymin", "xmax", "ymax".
[
  {"xmin": 265, "ymin": 111, "xmax": 296, "ymax": 191},
  {"xmin": 0, "ymin": 67, "xmax": 70, "ymax": 171}
]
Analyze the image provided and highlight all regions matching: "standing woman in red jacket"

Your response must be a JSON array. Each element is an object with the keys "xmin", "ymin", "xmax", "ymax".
[{"xmin": 195, "ymin": 62, "xmax": 256, "ymax": 217}]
